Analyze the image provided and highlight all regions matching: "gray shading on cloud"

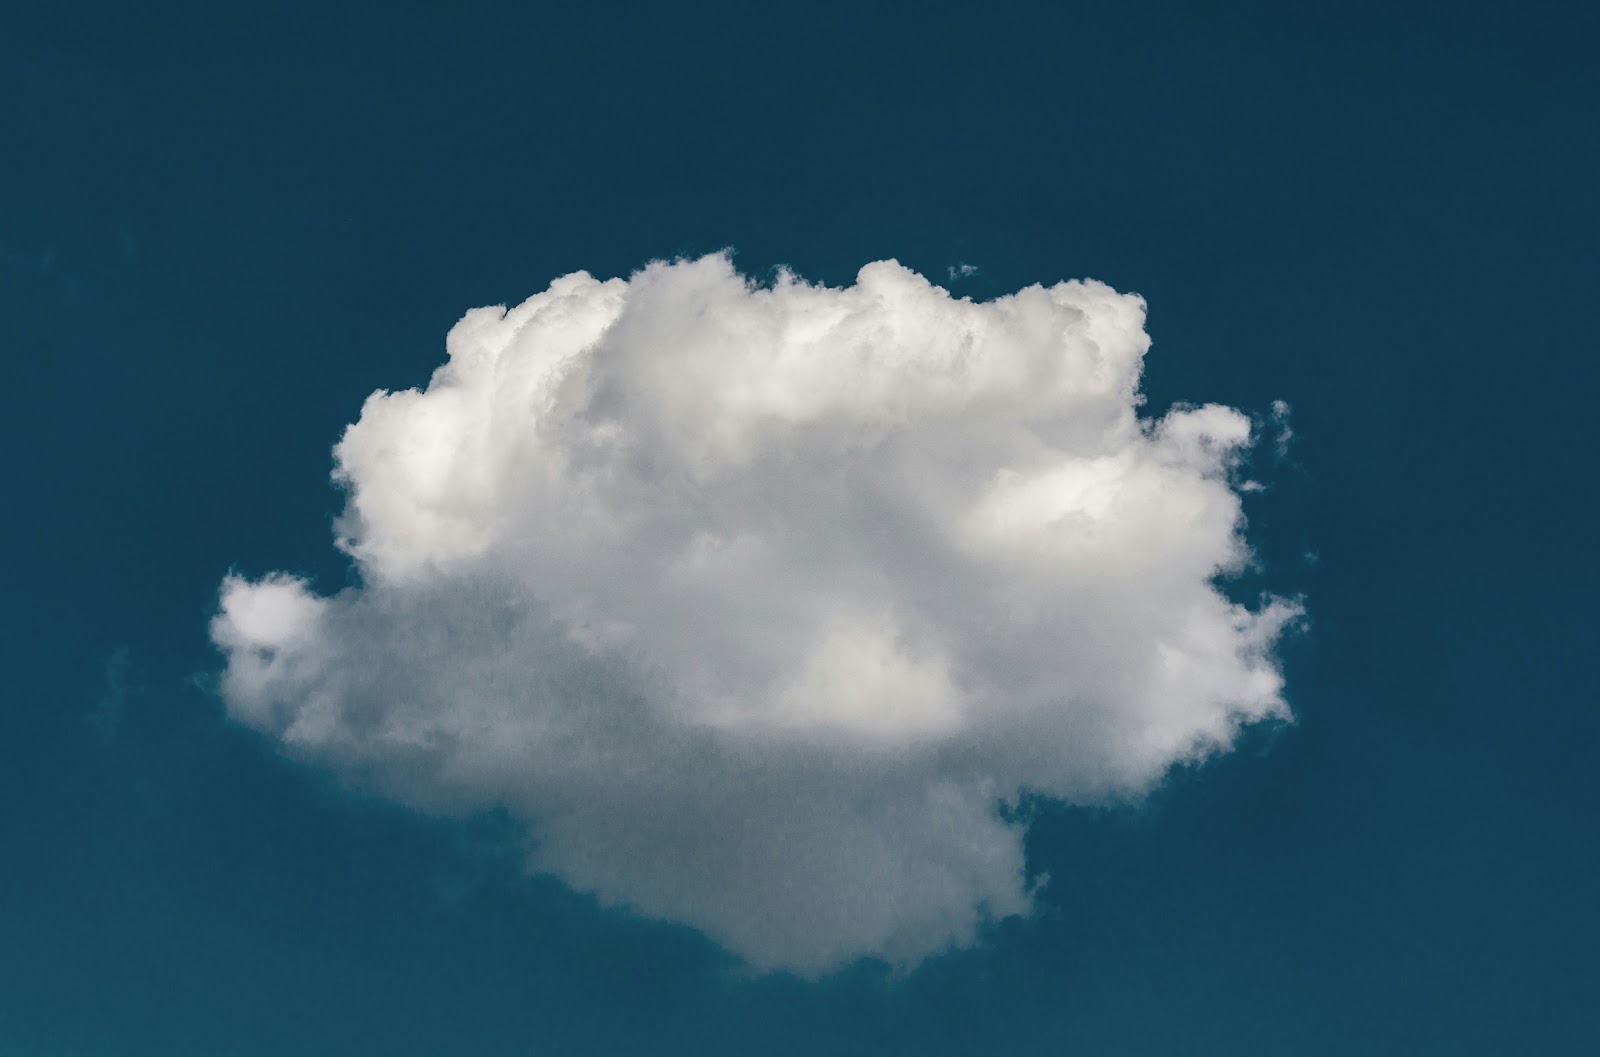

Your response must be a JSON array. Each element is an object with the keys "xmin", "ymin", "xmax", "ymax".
[{"xmin": 211, "ymin": 254, "xmax": 1299, "ymax": 975}]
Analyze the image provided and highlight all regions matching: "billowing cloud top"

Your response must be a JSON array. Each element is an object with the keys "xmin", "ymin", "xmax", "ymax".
[{"xmin": 212, "ymin": 254, "xmax": 1298, "ymax": 974}]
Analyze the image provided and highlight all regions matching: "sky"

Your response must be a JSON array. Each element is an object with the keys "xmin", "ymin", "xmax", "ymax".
[{"xmin": 2, "ymin": 1, "xmax": 1597, "ymax": 1053}]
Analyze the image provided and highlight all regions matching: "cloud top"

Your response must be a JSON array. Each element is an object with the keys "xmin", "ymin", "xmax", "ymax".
[{"xmin": 212, "ymin": 254, "xmax": 1297, "ymax": 974}]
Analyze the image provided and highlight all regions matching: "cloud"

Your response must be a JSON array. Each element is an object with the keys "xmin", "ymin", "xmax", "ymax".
[
  {"xmin": 1270, "ymin": 398, "xmax": 1294, "ymax": 457},
  {"xmin": 88, "ymin": 645, "xmax": 140, "ymax": 739},
  {"xmin": 211, "ymin": 253, "xmax": 1299, "ymax": 975}
]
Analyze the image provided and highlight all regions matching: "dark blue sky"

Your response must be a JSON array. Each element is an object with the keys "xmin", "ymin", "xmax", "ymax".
[{"xmin": 2, "ymin": 1, "xmax": 1596, "ymax": 1053}]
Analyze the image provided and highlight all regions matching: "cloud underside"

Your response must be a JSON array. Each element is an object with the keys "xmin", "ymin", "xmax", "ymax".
[{"xmin": 211, "ymin": 254, "xmax": 1297, "ymax": 974}]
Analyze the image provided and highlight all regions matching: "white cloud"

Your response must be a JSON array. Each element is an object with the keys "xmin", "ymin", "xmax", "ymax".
[
  {"xmin": 211, "ymin": 253, "xmax": 1299, "ymax": 975},
  {"xmin": 1270, "ymin": 398, "xmax": 1294, "ymax": 457}
]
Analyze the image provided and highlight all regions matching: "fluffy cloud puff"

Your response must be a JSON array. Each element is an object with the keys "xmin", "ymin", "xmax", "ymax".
[{"xmin": 211, "ymin": 254, "xmax": 1298, "ymax": 974}]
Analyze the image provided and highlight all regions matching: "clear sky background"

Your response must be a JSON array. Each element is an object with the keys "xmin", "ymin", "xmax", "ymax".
[{"xmin": 2, "ymin": 1, "xmax": 1596, "ymax": 1053}]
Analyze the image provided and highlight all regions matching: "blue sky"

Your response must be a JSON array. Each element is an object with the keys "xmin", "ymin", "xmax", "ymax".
[{"xmin": 2, "ymin": 1, "xmax": 1596, "ymax": 1053}]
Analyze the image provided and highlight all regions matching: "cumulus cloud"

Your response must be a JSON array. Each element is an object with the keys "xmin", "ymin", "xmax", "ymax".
[{"xmin": 211, "ymin": 254, "xmax": 1299, "ymax": 974}]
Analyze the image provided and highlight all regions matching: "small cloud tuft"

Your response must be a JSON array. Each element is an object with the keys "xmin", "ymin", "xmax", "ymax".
[
  {"xmin": 88, "ymin": 646, "xmax": 141, "ymax": 739},
  {"xmin": 1270, "ymin": 399, "xmax": 1294, "ymax": 457}
]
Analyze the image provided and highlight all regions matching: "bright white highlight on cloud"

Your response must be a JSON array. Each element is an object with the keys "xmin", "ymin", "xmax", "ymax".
[{"xmin": 211, "ymin": 254, "xmax": 1298, "ymax": 974}]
